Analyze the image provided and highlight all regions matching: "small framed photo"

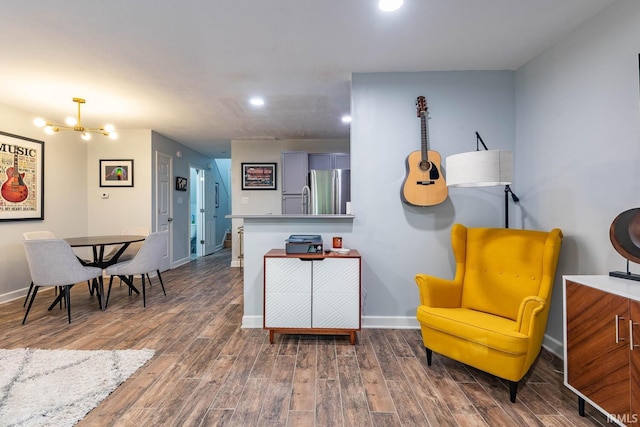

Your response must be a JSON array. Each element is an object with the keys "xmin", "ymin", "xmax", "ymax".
[
  {"xmin": 176, "ymin": 176, "xmax": 188, "ymax": 191},
  {"xmin": 241, "ymin": 162, "xmax": 277, "ymax": 190},
  {"xmin": 215, "ymin": 182, "xmax": 220, "ymax": 207},
  {"xmin": 100, "ymin": 159, "xmax": 134, "ymax": 187}
]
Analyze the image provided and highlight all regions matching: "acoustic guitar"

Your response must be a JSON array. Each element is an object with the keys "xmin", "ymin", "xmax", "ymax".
[
  {"xmin": 401, "ymin": 96, "xmax": 447, "ymax": 206},
  {"xmin": 1, "ymin": 151, "xmax": 29, "ymax": 203}
]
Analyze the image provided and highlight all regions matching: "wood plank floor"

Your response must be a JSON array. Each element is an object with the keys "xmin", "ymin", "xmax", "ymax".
[{"xmin": 0, "ymin": 249, "xmax": 608, "ymax": 426}]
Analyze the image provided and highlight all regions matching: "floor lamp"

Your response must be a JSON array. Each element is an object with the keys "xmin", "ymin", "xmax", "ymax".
[{"xmin": 445, "ymin": 132, "xmax": 519, "ymax": 228}]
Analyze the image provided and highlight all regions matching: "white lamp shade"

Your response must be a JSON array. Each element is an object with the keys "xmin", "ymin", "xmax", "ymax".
[{"xmin": 446, "ymin": 150, "xmax": 513, "ymax": 187}]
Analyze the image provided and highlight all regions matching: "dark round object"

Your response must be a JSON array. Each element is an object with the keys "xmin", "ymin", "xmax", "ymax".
[{"xmin": 610, "ymin": 208, "xmax": 640, "ymax": 264}]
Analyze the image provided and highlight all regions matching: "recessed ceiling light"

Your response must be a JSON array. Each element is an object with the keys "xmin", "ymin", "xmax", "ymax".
[
  {"xmin": 249, "ymin": 97, "xmax": 265, "ymax": 106},
  {"xmin": 341, "ymin": 115, "xmax": 352, "ymax": 123},
  {"xmin": 378, "ymin": 0, "xmax": 403, "ymax": 12}
]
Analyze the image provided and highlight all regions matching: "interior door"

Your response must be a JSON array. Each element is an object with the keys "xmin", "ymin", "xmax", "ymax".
[
  {"xmin": 156, "ymin": 151, "xmax": 172, "ymax": 271},
  {"xmin": 203, "ymin": 167, "xmax": 216, "ymax": 256}
]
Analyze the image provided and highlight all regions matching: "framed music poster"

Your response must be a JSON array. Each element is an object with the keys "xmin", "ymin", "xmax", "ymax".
[{"xmin": 0, "ymin": 131, "xmax": 45, "ymax": 221}]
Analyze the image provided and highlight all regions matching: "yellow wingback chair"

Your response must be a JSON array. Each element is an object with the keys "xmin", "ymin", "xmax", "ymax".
[{"xmin": 415, "ymin": 224, "xmax": 563, "ymax": 402}]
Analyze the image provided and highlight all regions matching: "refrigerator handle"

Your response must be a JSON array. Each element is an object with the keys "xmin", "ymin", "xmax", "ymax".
[{"xmin": 301, "ymin": 185, "xmax": 311, "ymax": 215}]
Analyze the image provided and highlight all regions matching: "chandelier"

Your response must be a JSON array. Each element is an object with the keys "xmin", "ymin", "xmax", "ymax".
[{"xmin": 34, "ymin": 97, "xmax": 118, "ymax": 141}]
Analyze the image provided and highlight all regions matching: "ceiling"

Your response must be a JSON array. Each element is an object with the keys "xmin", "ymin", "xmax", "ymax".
[{"xmin": 0, "ymin": 0, "xmax": 615, "ymax": 158}]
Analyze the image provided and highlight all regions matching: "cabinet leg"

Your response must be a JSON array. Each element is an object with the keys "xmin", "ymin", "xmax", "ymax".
[
  {"xmin": 349, "ymin": 332, "xmax": 356, "ymax": 345},
  {"xmin": 578, "ymin": 396, "xmax": 585, "ymax": 417},
  {"xmin": 269, "ymin": 330, "xmax": 274, "ymax": 344}
]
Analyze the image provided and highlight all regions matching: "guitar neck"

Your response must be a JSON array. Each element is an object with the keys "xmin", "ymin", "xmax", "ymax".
[
  {"xmin": 12, "ymin": 153, "xmax": 20, "ymax": 177},
  {"xmin": 421, "ymin": 113, "xmax": 430, "ymax": 161}
]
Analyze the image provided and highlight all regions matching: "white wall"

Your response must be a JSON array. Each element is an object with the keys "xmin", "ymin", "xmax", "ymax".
[
  {"xmin": 0, "ymin": 104, "xmax": 89, "ymax": 301},
  {"xmin": 87, "ymin": 129, "xmax": 152, "ymax": 236},
  {"xmin": 350, "ymin": 71, "xmax": 515, "ymax": 322},
  {"xmin": 515, "ymin": 0, "xmax": 640, "ymax": 350}
]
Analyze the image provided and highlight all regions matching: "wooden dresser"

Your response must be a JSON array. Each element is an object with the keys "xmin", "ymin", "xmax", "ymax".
[
  {"xmin": 263, "ymin": 249, "xmax": 361, "ymax": 344},
  {"xmin": 563, "ymin": 275, "xmax": 640, "ymax": 426}
]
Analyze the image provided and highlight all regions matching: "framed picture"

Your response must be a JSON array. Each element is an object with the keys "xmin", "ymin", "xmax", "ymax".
[
  {"xmin": 176, "ymin": 176, "xmax": 188, "ymax": 191},
  {"xmin": 241, "ymin": 162, "xmax": 277, "ymax": 190},
  {"xmin": 215, "ymin": 182, "xmax": 219, "ymax": 207},
  {"xmin": 0, "ymin": 131, "xmax": 45, "ymax": 221},
  {"xmin": 100, "ymin": 159, "xmax": 134, "ymax": 187}
]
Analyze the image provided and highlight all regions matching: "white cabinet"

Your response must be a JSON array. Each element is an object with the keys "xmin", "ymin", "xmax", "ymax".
[{"xmin": 264, "ymin": 249, "xmax": 361, "ymax": 344}]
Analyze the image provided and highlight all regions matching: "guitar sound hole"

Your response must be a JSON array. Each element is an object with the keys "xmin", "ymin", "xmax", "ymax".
[{"xmin": 419, "ymin": 160, "xmax": 432, "ymax": 172}]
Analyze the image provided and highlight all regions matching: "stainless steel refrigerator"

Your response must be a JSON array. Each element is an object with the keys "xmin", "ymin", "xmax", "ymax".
[{"xmin": 303, "ymin": 169, "xmax": 350, "ymax": 214}]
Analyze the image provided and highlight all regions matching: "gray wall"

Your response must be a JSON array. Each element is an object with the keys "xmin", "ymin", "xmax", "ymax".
[
  {"xmin": 350, "ymin": 71, "xmax": 515, "ymax": 321},
  {"xmin": 515, "ymin": 0, "xmax": 640, "ymax": 350},
  {"xmin": 348, "ymin": 0, "xmax": 640, "ymax": 355}
]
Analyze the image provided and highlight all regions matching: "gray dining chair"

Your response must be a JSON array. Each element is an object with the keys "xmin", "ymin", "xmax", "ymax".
[
  {"xmin": 103, "ymin": 225, "xmax": 150, "ymax": 263},
  {"xmin": 22, "ymin": 231, "xmax": 56, "ymax": 307},
  {"xmin": 105, "ymin": 231, "xmax": 167, "ymax": 307},
  {"xmin": 22, "ymin": 239, "xmax": 102, "ymax": 324}
]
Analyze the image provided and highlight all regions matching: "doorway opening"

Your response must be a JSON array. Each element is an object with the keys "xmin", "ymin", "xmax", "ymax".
[{"xmin": 190, "ymin": 167, "xmax": 204, "ymax": 260}]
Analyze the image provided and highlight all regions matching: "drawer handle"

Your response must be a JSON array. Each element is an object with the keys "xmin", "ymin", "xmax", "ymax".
[
  {"xmin": 630, "ymin": 320, "xmax": 640, "ymax": 351},
  {"xmin": 616, "ymin": 315, "xmax": 625, "ymax": 343}
]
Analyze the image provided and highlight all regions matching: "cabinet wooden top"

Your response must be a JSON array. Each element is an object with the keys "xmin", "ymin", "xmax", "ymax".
[{"xmin": 264, "ymin": 248, "xmax": 361, "ymax": 259}]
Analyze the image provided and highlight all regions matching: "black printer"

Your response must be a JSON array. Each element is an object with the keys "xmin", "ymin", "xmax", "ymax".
[{"xmin": 285, "ymin": 235, "xmax": 323, "ymax": 254}]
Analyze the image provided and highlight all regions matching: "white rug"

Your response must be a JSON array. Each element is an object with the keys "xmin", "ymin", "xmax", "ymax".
[{"xmin": 0, "ymin": 348, "xmax": 155, "ymax": 427}]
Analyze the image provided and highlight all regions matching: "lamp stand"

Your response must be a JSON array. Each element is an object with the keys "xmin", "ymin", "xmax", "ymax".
[{"xmin": 504, "ymin": 184, "xmax": 519, "ymax": 228}]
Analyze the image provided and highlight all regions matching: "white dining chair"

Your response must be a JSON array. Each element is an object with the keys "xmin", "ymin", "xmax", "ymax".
[
  {"xmin": 22, "ymin": 231, "xmax": 56, "ymax": 307},
  {"xmin": 105, "ymin": 231, "xmax": 167, "ymax": 307},
  {"xmin": 22, "ymin": 239, "xmax": 102, "ymax": 324}
]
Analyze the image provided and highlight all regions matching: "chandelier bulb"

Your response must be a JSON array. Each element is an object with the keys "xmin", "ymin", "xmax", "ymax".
[
  {"xmin": 108, "ymin": 132, "xmax": 118, "ymax": 140},
  {"xmin": 44, "ymin": 126, "xmax": 55, "ymax": 135},
  {"xmin": 65, "ymin": 116, "xmax": 77, "ymax": 126},
  {"xmin": 34, "ymin": 118, "xmax": 47, "ymax": 128},
  {"xmin": 81, "ymin": 132, "xmax": 91, "ymax": 141},
  {"xmin": 104, "ymin": 124, "xmax": 115, "ymax": 133}
]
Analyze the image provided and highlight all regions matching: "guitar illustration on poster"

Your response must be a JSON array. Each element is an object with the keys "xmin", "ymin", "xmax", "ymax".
[
  {"xmin": 1, "ymin": 151, "xmax": 29, "ymax": 203},
  {"xmin": 401, "ymin": 96, "xmax": 447, "ymax": 206}
]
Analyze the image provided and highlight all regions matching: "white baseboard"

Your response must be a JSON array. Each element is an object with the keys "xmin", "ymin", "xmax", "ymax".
[
  {"xmin": 230, "ymin": 260, "xmax": 242, "ymax": 268},
  {"xmin": 0, "ymin": 288, "xmax": 28, "ymax": 305},
  {"xmin": 242, "ymin": 315, "xmax": 262, "ymax": 328},
  {"xmin": 172, "ymin": 257, "xmax": 191, "ymax": 269},
  {"xmin": 542, "ymin": 334, "xmax": 564, "ymax": 359},
  {"xmin": 361, "ymin": 316, "xmax": 420, "ymax": 329}
]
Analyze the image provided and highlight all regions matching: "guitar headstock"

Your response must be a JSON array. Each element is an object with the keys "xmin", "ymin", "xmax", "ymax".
[{"xmin": 416, "ymin": 96, "xmax": 427, "ymax": 117}]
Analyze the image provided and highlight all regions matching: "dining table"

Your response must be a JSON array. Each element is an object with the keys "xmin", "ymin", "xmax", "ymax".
[{"xmin": 49, "ymin": 234, "xmax": 146, "ymax": 311}]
